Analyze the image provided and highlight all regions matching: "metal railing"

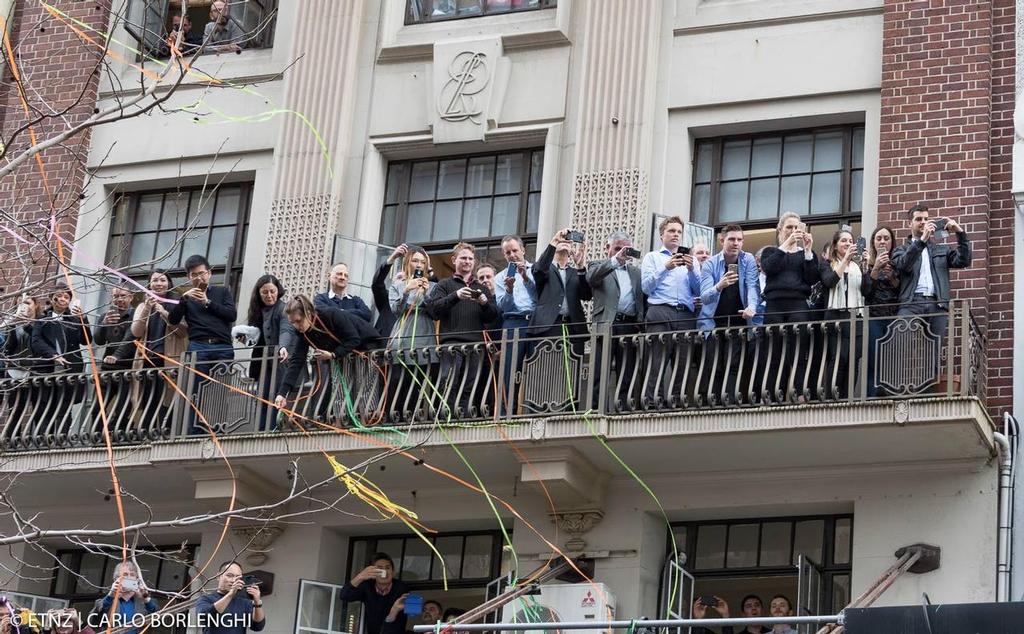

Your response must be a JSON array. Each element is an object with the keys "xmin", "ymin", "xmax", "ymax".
[{"xmin": 0, "ymin": 301, "xmax": 987, "ymax": 450}]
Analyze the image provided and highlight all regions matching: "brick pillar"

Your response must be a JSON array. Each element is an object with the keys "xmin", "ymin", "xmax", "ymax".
[
  {"xmin": 878, "ymin": 0, "xmax": 1014, "ymax": 415},
  {"xmin": 0, "ymin": 2, "xmax": 109, "ymax": 295}
]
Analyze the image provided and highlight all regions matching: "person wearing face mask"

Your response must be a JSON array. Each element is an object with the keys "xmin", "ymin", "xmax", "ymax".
[
  {"xmin": 386, "ymin": 244, "xmax": 437, "ymax": 421},
  {"xmin": 862, "ymin": 226, "xmax": 900, "ymax": 396},
  {"xmin": 818, "ymin": 229, "xmax": 867, "ymax": 399},
  {"xmin": 129, "ymin": 269, "xmax": 188, "ymax": 431},
  {"xmin": 243, "ymin": 274, "xmax": 296, "ymax": 431}
]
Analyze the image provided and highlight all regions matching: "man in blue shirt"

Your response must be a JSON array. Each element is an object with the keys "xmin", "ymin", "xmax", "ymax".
[
  {"xmin": 195, "ymin": 561, "xmax": 265, "ymax": 634},
  {"xmin": 90, "ymin": 562, "xmax": 158, "ymax": 634},
  {"xmin": 492, "ymin": 235, "xmax": 536, "ymax": 413},
  {"xmin": 640, "ymin": 216, "xmax": 701, "ymax": 408},
  {"xmin": 314, "ymin": 263, "xmax": 372, "ymax": 323}
]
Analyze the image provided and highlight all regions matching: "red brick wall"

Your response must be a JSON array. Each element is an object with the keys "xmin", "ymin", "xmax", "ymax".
[
  {"xmin": 877, "ymin": 0, "xmax": 1014, "ymax": 417},
  {"xmin": 0, "ymin": 1, "xmax": 109, "ymax": 298}
]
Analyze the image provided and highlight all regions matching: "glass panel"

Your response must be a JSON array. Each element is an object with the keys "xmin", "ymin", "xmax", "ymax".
[
  {"xmin": 55, "ymin": 552, "xmax": 76, "ymax": 594},
  {"xmin": 385, "ymin": 164, "xmax": 403, "ymax": 204},
  {"xmin": 156, "ymin": 559, "xmax": 189, "ymax": 592},
  {"xmin": 782, "ymin": 135, "xmax": 813, "ymax": 174},
  {"xmin": 462, "ymin": 198, "xmax": 491, "ymax": 239},
  {"xmin": 721, "ymin": 140, "xmax": 751, "ymax": 180},
  {"xmin": 813, "ymin": 132, "xmax": 844, "ymax": 171},
  {"xmin": 495, "ymin": 154, "xmax": 523, "ymax": 195},
  {"xmin": 432, "ymin": 536, "xmax": 463, "ymax": 581},
  {"xmin": 810, "ymin": 172, "xmax": 841, "ymax": 214},
  {"xmin": 530, "ymin": 151, "xmax": 544, "ymax": 191},
  {"xmin": 129, "ymin": 232, "xmax": 157, "ymax": 265},
  {"xmin": 850, "ymin": 170, "xmax": 864, "ymax": 213},
  {"xmin": 749, "ymin": 178, "xmax": 780, "ymax": 220},
  {"xmin": 852, "ymin": 128, "xmax": 865, "ymax": 169},
  {"xmin": 487, "ymin": 0, "xmax": 512, "ymax": 13},
  {"xmin": 208, "ymin": 227, "xmax": 234, "ymax": 266},
  {"xmin": 694, "ymin": 143, "xmax": 713, "ymax": 183},
  {"xmin": 780, "ymin": 175, "xmax": 811, "ymax": 214},
  {"xmin": 382, "ymin": 205, "xmax": 398, "ymax": 245},
  {"xmin": 433, "ymin": 201, "xmax": 462, "ymax": 242},
  {"xmin": 832, "ymin": 574, "xmax": 851, "ymax": 613},
  {"xmin": 526, "ymin": 193, "xmax": 540, "ymax": 233},
  {"xmin": 467, "ymin": 156, "xmax": 495, "ymax": 197},
  {"xmin": 692, "ymin": 184, "xmax": 711, "ymax": 225},
  {"xmin": 760, "ymin": 522, "xmax": 792, "ymax": 567},
  {"xmin": 376, "ymin": 539, "xmax": 405, "ymax": 567},
  {"xmin": 331, "ymin": 589, "xmax": 346, "ymax": 632},
  {"xmin": 299, "ymin": 582, "xmax": 332, "ymax": 630},
  {"xmin": 491, "ymin": 196, "xmax": 519, "ymax": 235},
  {"xmin": 751, "ymin": 137, "xmax": 783, "ymax": 177},
  {"xmin": 402, "ymin": 539, "xmax": 432, "ymax": 581},
  {"xmin": 190, "ymin": 189, "xmax": 215, "ymax": 228},
  {"xmin": 154, "ymin": 231, "xmax": 180, "ymax": 266},
  {"xmin": 349, "ymin": 540, "xmax": 368, "ymax": 580},
  {"xmin": 160, "ymin": 192, "xmax": 189, "ymax": 229},
  {"xmin": 695, "ymin": 524, "xmax": 727, "ymax": 570},
  {"xmin": 214, "ymin": 187, "xmax": 241, "ymax": 225},
  {"xmin": 405, "ymin": 203, "xmax": 434, "ymax": 243},
  {"xmin": 726, "ymin": 524, "xmax": 758, "ymax": 568},
  {"xmin": 134, "ymin": 194, "xmax": 163, "ymax": 232},
  {"xmin": 792, "ymin": 519, "xmax": 825, "ymax": 565},
  {"xmin": 462, "ymin": 535, "xmax": 493, "ymax": 578},
  {"xmin": 457, "ymin": 0, "xmax": 484, "ymax": 17},
  {"xmin": 834, "ymin": 518, "xmax": 852, "ymax": 565},
  {"xmin": 410, "ymin": 161, "xmax": 439, "ymax": 201},
  {"xmin": 180, "ymin": 230, "xmax": 208, "ymax": 261},
  {"xmin": 670, "ymin": 526, "xmax": 687, "ymax": 553},
  {"xmin": 719, "ymin": 181, "xmax": 748, "ymax": 222},
  {"xmin": 75, "ymin": 553, "xmax": 107, "ymax": 594},
  {"xmin": 437, "ymin": 159, "xmax": 467, "ymax": 199}
]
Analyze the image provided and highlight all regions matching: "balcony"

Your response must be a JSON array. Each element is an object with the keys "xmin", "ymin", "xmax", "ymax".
[{"xmin": 0, "ymin": 302, "xmax": 993, "ymax": 471}]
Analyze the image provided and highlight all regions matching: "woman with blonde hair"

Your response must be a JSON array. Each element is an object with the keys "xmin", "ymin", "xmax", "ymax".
[{"xmin": 385, "ymin": 243, "xmax": 437, "ymax": 419}]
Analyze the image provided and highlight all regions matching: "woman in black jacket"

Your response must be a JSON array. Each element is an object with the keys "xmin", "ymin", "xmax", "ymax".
[
  {"xmin": 2, "ymin": 295, "xmax": 42, "ymax": 446},
  {"xmin": 759, "ymin": 212, "xmax": 822, "ymax": 401},
  {"xmin": 244, "ymin": 274, "xmax": 296, "ymax": 430},
  {"xmin": 30, "ymin": 283, "xmax": 91, "ymax": 440},
  {"xmin": 863, "ymin": 225, "xmax": 900, "ymax": 396}
]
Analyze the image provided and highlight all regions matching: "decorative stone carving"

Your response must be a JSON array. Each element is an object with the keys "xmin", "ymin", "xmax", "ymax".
[
  {"xmin": 264, "ymin": 194, "xmax": 336, "ymax": 299},
  {"xmin": 571, "ymin": 169, "xmax": 649, "ymax": 263},
  {"xmin": 232, "ymin": 524, "xmax": 285, "ymax": 566},
  {"xmin": 430, "ymin": 37, "xmax": 510, "ymax": 143},
  {"xmin": 550, "ymin": 510, "xmax": 604, "ymax": 552}
]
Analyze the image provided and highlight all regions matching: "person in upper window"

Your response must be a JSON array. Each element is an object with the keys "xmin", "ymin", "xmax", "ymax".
[
  {"xmin": 766, "ymin": 595, "xmax": 797, "ymax": 634},
  {"xmin": 340, "ymin": 553, "xmax": 409, "ymax": 634},
  {"xmin": 314, "ymin": 263, "xmax": 373, "ymax": 323},
  {"xmin": 202, "ymin": 1, "xmax": 245, "ymax": 53},
  {"xmin": 160, "ymin": 13, "xmax": 203, "ymax": 57},
  {"xmin": 195, "ymin": 561, "xmax": 265, "ymax": 634}
]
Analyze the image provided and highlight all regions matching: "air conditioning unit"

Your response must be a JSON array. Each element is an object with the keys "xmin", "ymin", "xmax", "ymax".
[{"xmin": 501, "ymin": 583, "xmax": 616, "ymax": 634}]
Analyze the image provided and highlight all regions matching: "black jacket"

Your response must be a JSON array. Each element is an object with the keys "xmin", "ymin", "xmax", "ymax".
[
  {"xmin": 279, "ymin": 307, "xmax": 381, "ymax": 394},
  {"xmin": 530, "ymin": 244, "xmax": 592, "ymax": 335},
  {"xmin": 890, "ymin": 231, "xmax": 971, "ymax": 307},
  {"xmin": 425, "ymin": 276, "xmax": 499, "ymax": 343},
  {"xmin": 760, "ymin": 247, "xmax": 822, "ymax": 302},
  {"xmin": 168, "ymin": 285, "xmax": 237, "ymax": 344},
  {"xmin": 339, "ymin": 578, "xmax": 410, "ymax": 634},
  {"xmin": 862, "ymin": 265, "xmax": 901, "ymax": 317},
  {"xmin": 93, "ymin": 308, "xmax": 134, "ymax": 369},
  {"xmin": 2, "ymin": 323, "xmax": 36, "ymax": 373},
  {"xmin": 248, "ymin": 300, "xmax": 297, "ymax": 382},
  {"xmin": 31, "ymin": 309, "xmax": 90, "ymax": 373},
  {"xmin": 371, "ymin": 261, "xmax": 397, "ymax": 338}
]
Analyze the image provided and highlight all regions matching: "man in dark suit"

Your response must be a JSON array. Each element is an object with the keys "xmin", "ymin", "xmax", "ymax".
[
  {"xmin": 531, "ymin": 228, "xmax": 592, "ymax": 341},
  {"xmin": 314, "ymin": 263, "xmax": 372, "ymax": 323},
  {"xmin": 587, "ymin": 231, "xmax": 644, "ymax": 411}
]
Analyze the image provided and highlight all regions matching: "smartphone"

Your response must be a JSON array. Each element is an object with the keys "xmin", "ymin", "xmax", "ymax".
[
  {"xmin": 403, "ymin": 594, "xmax": 423, "ymax": 616},
  {"xmin": 623, "ymin": 247, "xmax": 642, "ymax": 259},
  {"xmin": 506, "ymin": 262, "xmax": 517, "ymax": 277},
  {"xmin": 242, "ymin": 574, "xmax": 261, "ymax": 586},
  {"xmin": 197, "ymin": 280, "xmax": 209, "ymax": 291},
  {"xmin": 933, "ymin": 217, "xmax": 948, "ymax": 238},
  {"xmin": 853, "ymin": 236, "xmax": 867, "ymax": 262},
  {"xmin": 698, "ymin": 595, "xmax": 718, "ymax": 608},
  {"xmin": 727, "ymin": 263, "xmax": 739, "ymax": 276},
  {"xmin": 795, "ymin": 222, "xmax": 807, "ymax": 248},
  {"xmin": 413, "ymin": 269, "xmax": 424, "ymax": 279},
  {"xmin": 676, "ymin": 246, "xmax": 691, "ymax": 256},
  {"xmin": 120, "ymin": 578, "xmax": 139, "ymax": 592},
  {"xmin": 567, "ymin": 230, "xmax": 585, "ymax": 243}
]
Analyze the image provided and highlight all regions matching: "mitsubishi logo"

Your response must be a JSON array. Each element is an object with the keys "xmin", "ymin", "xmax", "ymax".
[
  {"xmin": 438, "ymin": 51, "xmax": 490, "ymax": 123},
  {"xmin": 581, "ymin": 590, "xmax": 596, "ymax": 608}
]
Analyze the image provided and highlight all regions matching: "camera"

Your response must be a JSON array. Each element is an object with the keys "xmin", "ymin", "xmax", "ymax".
[
  {"xmin": 698, "ymin": 595, "xmax": 718, "ymax": 608},
  {"xmin": 412, "ymin": 269, "xmax": 424, "ymax": 279},
  {"xmin": 466, "ymin": 288, "xmax": 483, "ymax": 299},
  {"xmin": 242, "ymin": 574, "xmax": 261, "ymax": 586},
  {"xmin": 566, "ymin": 230, "xmax": 585, "ymax": 243},
  {"xmin": 623, "ymin": 247, "xmax": 642, "ymax": 259}
]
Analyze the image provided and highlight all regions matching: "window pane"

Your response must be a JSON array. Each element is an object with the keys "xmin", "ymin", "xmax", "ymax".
[
  {"xmin": 406, "ymin": 203, "xmax": 434, "ymax": 243},
  {"xmin": 156, "ymin": 558, "xmax": 190, "ymax": 592},
  {"xmin": 487, "ymin": 0, "xmax": 512, "ymax": 13},
  {"xmin": 749, "ymin": 179, "xmax": 780, "ymax": 220},
  {"xmin": 462, "ymin": 199, "xmax": 491, "ymax": 238},
  {"xmin": 402, "ymin": 539, "xmax": 431, "ymax": 581},
  {"xmin": 813, "ymin": 132, "xmax": 844, "ymax": 172},
  {"xmin": 810, "ymin": 172, "xmax": 841, "ymax": 214},
  {"xmin": 782, "ymin": 135, "xmax": 813, "ymax": 174},
  {"xmin": 726, "ymin": 524, "xmax": 758, "ymax": 568},
  {"xmin": 491, "ymin": 196, "xmax": 519, "ymax": 235},
  {"xmin": 852, "ymin": 129, "xmax": 865, "ymax": 169},
  {"xmin": 834, "ymin": 518, "xmax": 852, "ymax": 565},
  {"xmin": 180, "ymin": 230, "xmax": 209, "ymax": 260},
  {"xmin": 135, "ymin": 194, "xmax": 163, "ymax": 232},
  {"xmin": 526, "ymin": 193, "xmax": 540, "ymax": 233},
  {"xmin": 154, "ymin": 231, "xmax": 180, "ymax": 267},
  {"xmin": 721, "ymin": 140, "xmax": 751, "ymax": 180},
  {"xmin": 462, "ymin": 535, "xmax": 493, "ymax": 578},
  {"xmin": 208, "ymin": 227, "xmax": 234, "ymax": 266},
  {"xmin": 129, "ymin": 232, "xmax": 157, "ymax": 265},
  {"xmin": 694, "ymin": 143, "xmax": 713, "ymax": 183},
  {"xmin": 719, "ymin": 181, "xmax": 748, "ymax": 222},
  {"xmin": 760, "ymin": 522, "xmax": 791, "ymax": 567},
  {"xmin": 850, "ymin": 170, "xmax": 864, "ymax": 213},
  {"xmin": 433, "ymin": 201, "xmax": 462, "ymax": 242},
  {"xmin": 160, "ymin": 192, "xmax": 188, "ymax": 229},
  {"xmin": 75, "ymin": 553, "xmax": 107, "ymax": 594},
  {"xmin": 671, "ymin": 526, "xmax": 687, "ymax": 552},
  {"xmin": 832, "ymin": 574, "xmax": 851, "ymax": 613},
  {"xmin": 467, "ymin": 157, "xmax": 495, "ymax": 197},
  {"xmin": 382, "ymin": 205, "xmax": 398, "ymax": 245},
  {"xmin": 437, "ymin": 159, "xmax": 467, "ymax": 199},
  {"xmin": 377, "ymin": 539, "xmax": 404, "ymax": 568},
  {"xmin": 214, "ymin": 187, "xmax": 242, "ymax": 225},
  {"xmin": 55, "ymin": 553, "xmax": 76, "ymax": 594},
  {"xmin": 349, "ymin": 540, "xmax": 368, "ymax": 580},
  {"xmin": 410, "ymin": 161, "xmax": 438, "ymax": 201},
  {"xmin": 386, "ymin": 164, "xmax": 404, "ymax": 204},
  {"xmin": 299, "ymin": 582, "xmax": 331, "ymax": 630},
  {"xmin": 695, "ymin": 524, "xmax": 727, "ymax": 570},
  {"xmin": 751, "ymin": 137, "xmax": 782, "ymax": 177},
  {"xmin": 530, "ymin": 151, "xmax": 544, "ymax": 191},
  {"xmin": 692, "ymin": 184, "xmax": 711, "ymax": 225},
  {"xmin": 495, "ymin": 154, "xmax": 523, "ymax": 195},
  {"xmin": 780, "ymin": 175, "xmax": 810, "ymax": 214},
  {"xmin": 457, "ymin": 0, "xmax": 483, "ymax": 17},
  {"xmin": 432, "ymin": 536, "xmax": 463, "ymax": 581},
  {"xmin": 792, "ymin": 519, "xmax": 825, "ymax": 565},
  {"xmin": 190, "ymin": 190, "xmax": 215, "ymax": 228}
]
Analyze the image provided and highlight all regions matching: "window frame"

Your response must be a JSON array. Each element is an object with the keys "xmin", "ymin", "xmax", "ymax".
[
  {"xmin": 405, "ymin": 0, "xmax": 557, "ymax": 25},
  {"xmin": 123, "ymin": 0, "xmax": 279, "ymax": 56},
  {"xmin": 692, "ymin": 125, "xmax": 865, "ymax": 230}
]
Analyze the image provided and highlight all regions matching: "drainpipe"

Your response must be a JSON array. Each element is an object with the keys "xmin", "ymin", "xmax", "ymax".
[{"xmin": 994, "ymin": 412, "xmax": 1017, "ymax": 602}]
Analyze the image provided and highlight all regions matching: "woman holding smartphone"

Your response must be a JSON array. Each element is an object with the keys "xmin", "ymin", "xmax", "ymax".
[
  {"xmin": 386, "ymin": 244, "xmax": 437, "ymax": 419},
  {"xmin": 759, "ymin": 212, "xmax": 822, "ymax": 401},
  {"xmin": 818, "ymin": 228, "xmax": 867, "ymax": 398},
  {"xmin": 863, "ymin": 226, "xmax": 900, "ymax": 396},
  {"xmin": 2, "ymin": 295, "xmax": 42, "ymax": 446}
]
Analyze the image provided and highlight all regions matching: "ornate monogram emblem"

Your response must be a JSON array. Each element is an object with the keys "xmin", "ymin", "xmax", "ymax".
[{"xmin": 437, "ymin": 51, "xmax": 490, "ymax": 123}]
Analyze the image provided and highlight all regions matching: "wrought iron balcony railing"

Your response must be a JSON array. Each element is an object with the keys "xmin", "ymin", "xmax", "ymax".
[{"xmin": 0, "ymin": 301, "xmax": 986, "ymax": 451}]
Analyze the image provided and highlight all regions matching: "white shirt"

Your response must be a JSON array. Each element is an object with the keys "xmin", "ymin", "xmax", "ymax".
[
  {"xmin": 556, "ymin": 266, "xmax": 569, "ymax": 316},
  {"xmin": 328, "ymin": 290, "xmax": 351, "ymax": 300},
  {"xmin": 613, "ymin": 265, "xmax": 636, "ymax": 315},
  {"xmin": 914, "ymin": 242, "xmax": 935, "ymax": 295}
]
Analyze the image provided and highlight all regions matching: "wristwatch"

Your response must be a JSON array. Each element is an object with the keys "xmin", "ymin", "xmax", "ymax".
[{"xmin": 253, "ymin": 602, "xmax": 263, "ymax": 608}]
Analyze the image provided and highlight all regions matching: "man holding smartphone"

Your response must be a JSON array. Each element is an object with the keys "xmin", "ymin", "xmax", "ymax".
[
  {"xmin": 196, "ymin": 561, "xmax": 265, "ymax": 634},
  {"xmin": 340, "ymin": 553, "xmax": 408, "ymax": 634},
  {"xmin": 91, "ymin": 562, "xmax": 158, "ymax": 634}
]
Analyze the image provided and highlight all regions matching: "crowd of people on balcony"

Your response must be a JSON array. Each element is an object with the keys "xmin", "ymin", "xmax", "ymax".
[
  {"xmin": 157, "ymin": 1, "xmax": 249, "ymax": 57},
  {"xmin": 0, "ymin": 203, "xmax": 973, "ymax": 438}
]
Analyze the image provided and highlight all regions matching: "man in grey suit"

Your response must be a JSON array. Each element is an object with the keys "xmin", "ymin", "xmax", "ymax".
[{"xmin": 587, "ymin": 231, "xmax": 645, "ymax": 411}]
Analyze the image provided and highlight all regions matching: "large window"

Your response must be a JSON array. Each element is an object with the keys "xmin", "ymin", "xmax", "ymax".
[
  {"xmin": 692, "ymin": 125, "xmax": 865, "ymax": 228},
  {"xmin": 125, "ymin": 0, "xmax": 278, "ymax": 57},
  {"xmin": 406, "ymin": 0, "xmax": 556, "ymax": 24},
  {"xmin": 106, "ymin": 184, "xmax": 252, "ymax": 295},
  {"xmin": 381, "ymin": 150, "xmax": 543, "ymax": 271},
  {"xmin": 347, "ymin": 531, "xmax": 505, "ymax": 588}
]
